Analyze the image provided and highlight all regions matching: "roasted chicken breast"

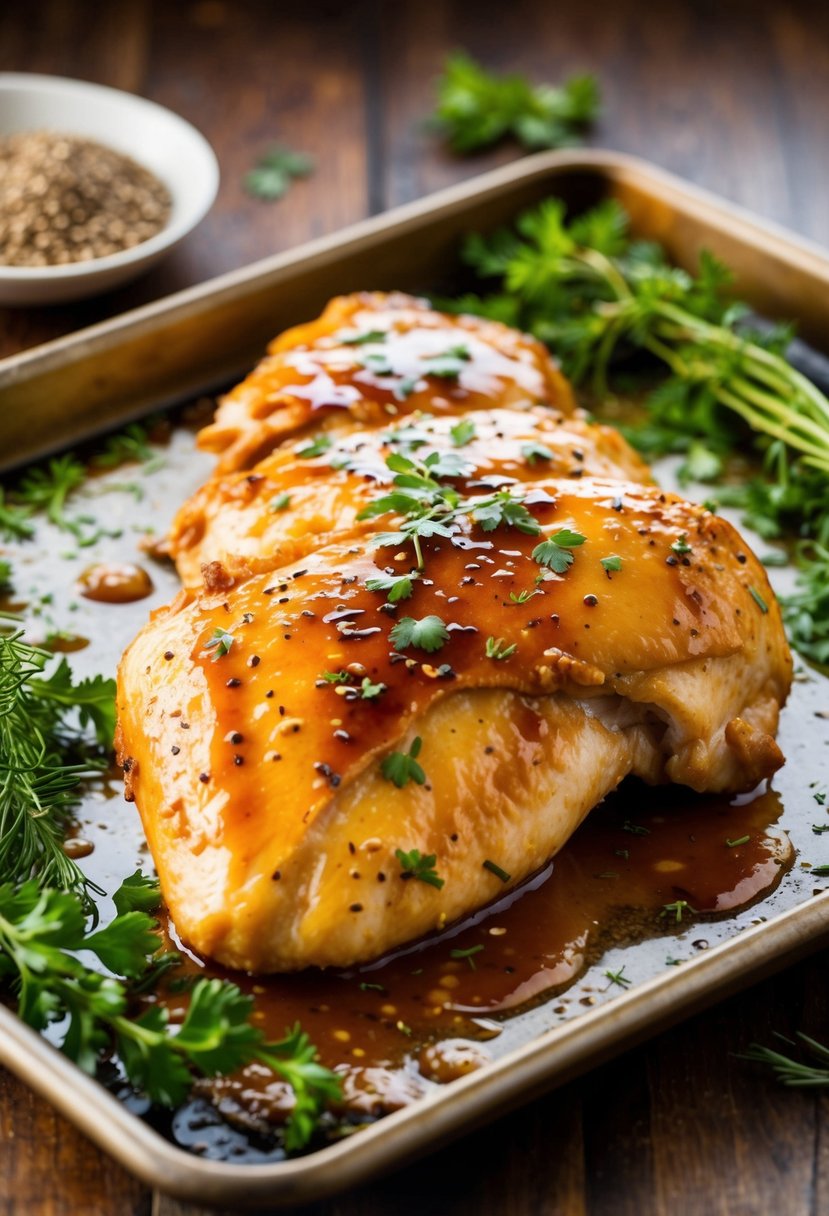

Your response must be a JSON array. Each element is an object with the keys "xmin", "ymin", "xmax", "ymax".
[
  {"xmin": 118, "ymin": 467, "xmax": 791, "ymax": 971},
  {"xmin": 170, "ymin": 405, "xmax": 650, "ymax": 587},
  {"xmin": 197, "ymin": 292, "xmax": 575, "ymax": 472}
]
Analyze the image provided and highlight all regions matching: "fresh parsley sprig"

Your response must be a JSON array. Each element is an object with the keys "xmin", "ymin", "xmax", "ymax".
[
  {"xmin": 0, "ymin": 875, "xmax": 340, "ymax": 1148},
  {"xmin": 395, "ymin": 847, "xmax": 444, "ymax": 889},
  {"xmin": 431, "ymin": 53, "xmax": 599, "ymax": 153},
  {"xmin": 458, "ymin": 195, "xmax": 829, "ymax": 663},
  {"xmin": 244, "ymin": 145, "xmax": 314, "ymax": 201}
]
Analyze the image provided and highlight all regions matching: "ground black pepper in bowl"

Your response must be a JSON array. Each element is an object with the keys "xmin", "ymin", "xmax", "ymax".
[{"xmin": 0, "ymin": 130, "xmax": 172, "ymax": 266}]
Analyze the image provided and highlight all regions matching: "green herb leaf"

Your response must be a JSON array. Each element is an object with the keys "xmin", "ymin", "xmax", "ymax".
[
  {"xmin": 482, "ymin": 859, "xmax": 511, "ymax": 883},
  {"xmin": 485, "ymin": 637, "xmax": 516, "ymax": 660},
  {"xmin": 450, "ymin": 944, "xmax": 484, "ymax": 969},
  {"xmin": 268, "ymin": 493, "xmax": 291, "ymax": 513},
  {"xmin": 431, "ymin": 52, "xmax": 599, "ymax": 153},
  {"xmin": 202, "ymin": 628, "xmax": 234, "ymax": 661},
  {"xmin": 296, "ymin": 435, "xmax": 332, "ymax": 459},
  {"xmin": 244, "ymin": 146, "xmax": 314, "ymax": 201},
  {"xmin": 600, "ymin": 554, "xmax": 623, "ymax": 573},
  {"xmin": 532, "ymin": 528, "xmax": 586, "ymax": 573},
  {"xmin": 365, "ymin": 571, "xmax": 418, "ymax": 603},
  {"xmin": 360, "ymin": 677, "xmax": 386, "ymax": 701},
  {"xmin": 450, "ymin": 419, "xmax": 477, "ymax": 447},
  {"xmin": 749, "ymin": 585, "xmax": 769, "ymax": 614},
  {"xmin": 395, "ymin": 847, "xmax": 444, "ymax": 889},
  {"xmin": 521, "ymin": 441, "xmax": 555, "ymax": 465},
  {"xmin": 390, "ymin": 615, "xmax": 449, "ymax": 653},
  {"xmin": 381, "ymin": 737, "xmax": 426, "ymax": 788}
]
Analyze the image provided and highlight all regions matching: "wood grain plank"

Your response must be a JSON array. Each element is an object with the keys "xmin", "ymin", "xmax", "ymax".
[
  {"xmin": 0, "ymin": 1066, "xmax": 149, "ymax": 1216},
  {"xmin": 0, "ymin": 0, "xmax": 370, "ymax": 355}
]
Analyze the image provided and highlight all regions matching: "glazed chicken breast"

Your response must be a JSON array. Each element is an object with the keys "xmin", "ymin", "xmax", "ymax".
[
  {"xmin": 118, "ymin": 472, "xmax": 791, "ymax": 972},
  {"xmin": 197, "ymin": 292, "xmax": 575, "ymax": 472},
  {"xmin": 169, "ymin": 405, "xmax": 651, "ymax": 587},
  {"xmin": 118, "ymin": 295, "xmax": 791, "ymax": 974}
]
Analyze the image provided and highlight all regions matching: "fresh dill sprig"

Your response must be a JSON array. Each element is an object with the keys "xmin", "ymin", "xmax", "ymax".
[
  {"xmin": 744, "ymin": 1033, "xmax": 829, "ymax": 1088},
  {"xmin": 0, "ymin": 628, "xmax": 114, "ymax": 908},
  {"xmin": 431, "ymin": 53, "xmax": 599, "ymax": 153}
]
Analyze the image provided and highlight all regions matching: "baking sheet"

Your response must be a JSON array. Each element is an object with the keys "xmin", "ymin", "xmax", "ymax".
[{"xmin": 1, "ymin": 151, "xmax": 828, "ymax": 1207}]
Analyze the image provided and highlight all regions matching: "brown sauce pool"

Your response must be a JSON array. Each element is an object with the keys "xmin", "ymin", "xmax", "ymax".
[
  {"xmin": 148, "ymin": 779, "xmax": 792, "ymax": 1132},
  {"xmin": 77, "ymin": 562, "xmax": 154, "ymax": 604}
]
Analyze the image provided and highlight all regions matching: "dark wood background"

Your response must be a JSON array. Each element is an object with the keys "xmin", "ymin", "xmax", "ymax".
[{"xmin": 2, "ymin": 1, "xmax": 829, "ymax": 1212}]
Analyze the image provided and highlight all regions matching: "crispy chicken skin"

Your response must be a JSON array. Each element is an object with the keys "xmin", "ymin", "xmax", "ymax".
[
  {"xmin": 196, "ymin": 292, "xmax": 575, "ymax": 472},
  {"xmin": 170, "ymin": 405, "xmax": 651, "ymax": 587},
  {"xmin": 118, "ymin": 469, "xmax": 791, "ymax": 972}
]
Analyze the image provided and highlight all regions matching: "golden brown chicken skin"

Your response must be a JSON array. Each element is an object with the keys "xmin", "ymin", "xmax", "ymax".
[
  {"xmin": 170, "ymin": 405, "xmax": 651, "ymax": 587},
  {"xmin": 117, "ymin": 477, "xmax": 791, "ymax": 972},
  {"xmin": 197, "ymin": 293, "xmax": 575, "ymax": 472}
]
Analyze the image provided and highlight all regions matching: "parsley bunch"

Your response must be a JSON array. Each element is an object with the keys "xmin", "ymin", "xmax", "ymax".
[
  {"xmin": 457, "ymin": 197, "xmax": 829, "ymax": 663},
  {"xmin": 431, "ymin": 53, "xmax": 599, "ymax": 153},
  {"xmin": 0, "ymin": 874, "xmax": 340, "ymax": 1149}
]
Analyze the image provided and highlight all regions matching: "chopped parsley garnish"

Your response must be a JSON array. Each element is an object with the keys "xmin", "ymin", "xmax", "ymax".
[
  {"xmin": 450, "ymin": 944, "xmax": 484, "ymax": 969},
  {"xmin": 320, "ymin": 670, "xmax": 351, "ymax": 684},
  {"xmin": 450, "ymin": 418, "xmax": 477, "ymax": 447},
  {"xmin": 381, "ymin": 737, "xmax": 426, "ymax": 788},
  {"xmin": 0, "ymin": 559, "xmax": 12, "ymax": 592},
  {"xmin": 509, "ymin": 589, "xmax": 538, "ymax": 604},
  {"xmin": 622, "ymin": 820, "xmax": 650, "ymax": 836},
  {"xmin": 726, "ymin": 835, "xmax": 750, "ymax": 847},
  {"xmin": 243, "ymin": 145, "xmax": 314, "ymax": 201},
  {"xmin": 296, "ymin": 435, "xmax": 332, "ymax": 459},
  {"xmin": 812, "ymin": 824, "xmax": 829, "ymax": 835},
  {"xmin": 485, "ymin": 637, "xmax": 516, "ymax": 660},
  {"xmin": 395, "ymin": 847, "xmax": 444, "ymax": 889},
  {"xmin": 0, "ymin": 490, "xmax": 34, "ymax": 542},
  {"xmin": 521, "ymin": 441, "xmax": 554, "ymax": 465},
  {"xmin": 360, "ymin": 677, "xmax": 386, "ymax": 701},
  {"xmin": 600, "ymin": 554, "xmax": 623, "ymax": 573},
  {"xmin": 390, "ymin": 614, "xmax": 449, "ymax": 653},
  {"xmin": 811, "ymin": 865, "xmax": 829, "ymax": 877},
  {"xmin": 671, "ymin": 534, "xmax": 692, "ymax": 555},
  {"xmin": 532, "ymin": 528, "xmax": 587, "ymax": 573},
  {"xmin": 471, "ymin": 489, "xmax": 541, "ymax": 535},
  {"xmin": 660, "ymin": 899, "xmax": 694, "ymax": 923},
  {"xmin": 202, "ymin": 628, "xmax": 234, "ymax": 661},
  {"xmin": 268, "ymin": 492, "xmax": 292, "ymax": 512},
  {"xmin": 423, "ymin": 344, "xmax": 471, "ymax": 378},
  {"xmin": 604, "ymin": 967, "xmax": 631, "ymax": 988},
  {"xmin": 337, "ymin": 329, "xmax": 387, "ymax": 345},
  {"xmin": 365, "ymin": 571, "xmax": 418, "ymax": 603},
  {"xmin": 483, "ymin": 859, "xmax": 511, "ymax": 883},
  {"xmin": 749, "ymin": 585, "xmax": 769, "ymax": 614}
]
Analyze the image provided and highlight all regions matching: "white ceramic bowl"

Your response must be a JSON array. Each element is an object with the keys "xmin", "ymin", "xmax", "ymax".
[{"xmin": 0, "ymin": 73, "xmax": 219, "ymax": 305}]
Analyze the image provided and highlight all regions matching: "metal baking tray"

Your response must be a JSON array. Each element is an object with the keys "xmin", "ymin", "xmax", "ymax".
[{"xmin": 2, "ymin": 150, "xmax": 829, "ymax": 1208}]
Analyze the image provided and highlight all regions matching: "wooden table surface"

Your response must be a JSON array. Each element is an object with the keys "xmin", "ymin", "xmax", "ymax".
[{"xmin": 2, "ymin": 1, "xmax": 829, "ymax": 1212}]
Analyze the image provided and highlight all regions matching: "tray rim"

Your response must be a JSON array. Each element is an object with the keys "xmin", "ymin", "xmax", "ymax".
[
  {"xmin": 2, "ymin": 147, "xmax": 829, "ymax": 1206},
  {"xmin": 3, "ymin": 146, "xmax": 829, "ymax": 388}
]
